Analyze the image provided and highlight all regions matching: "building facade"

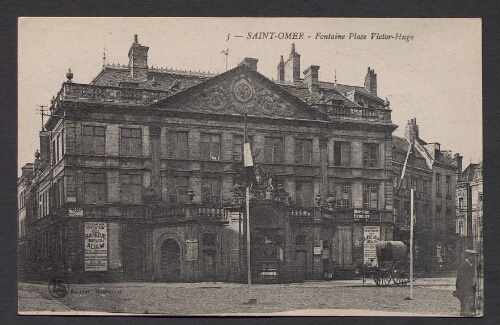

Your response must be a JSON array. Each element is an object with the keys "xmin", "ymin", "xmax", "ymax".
[
  {"xmin": 393, "ymin": 119, "xmax": 460, "ymax": 271},
  {"xmin": 19, "ymin": 36, "xmax": 398, "ymax": 283}
]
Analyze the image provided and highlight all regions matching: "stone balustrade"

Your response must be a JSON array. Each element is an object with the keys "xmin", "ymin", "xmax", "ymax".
[{"xmin": 317, "ymin": 104, "xmax": 392, "ymax": 123}]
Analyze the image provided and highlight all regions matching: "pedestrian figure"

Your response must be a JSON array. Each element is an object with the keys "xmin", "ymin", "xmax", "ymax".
[{"xmin": 455, "ymin": 249, "xmax": 477, "ymax": 316}]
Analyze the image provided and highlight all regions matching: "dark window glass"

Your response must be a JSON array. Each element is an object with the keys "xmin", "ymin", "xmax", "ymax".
[
  {"xmin": 264, "ymin": 137, "xmax": 283, "ymax": 163},
  {"xmin": 363, "ymin": 143, "xmax": 379, "ymax": 167},
  {"xmin": 84, "ymin": 172, "xmax": 106, "ymax": 203},
  {"xmin": 167, "ymin": 131, "xmax": 189, "ymax": 159},
  {"xmin": 201, "ymin": 134, "xmax": 221, "ymax": 160},
  {"xmin": 120, "ymin": 128, "xmax": 142, "ymax": 156},
  {"xmin": 333, "ymin": 141, "xmax": 350, "ymax": 166},
  {"xmin": 295, "ymin": 139, "xmax": 312, "ymax": 164},
  {"xmin": 362, "ymin": 184, "xmax": 379, "ymax": 209},
  {"xmin": 167, "ymin": 176, "xmax": 189, "ymax": 204},
  {"xmin": 201, "ymin": 178, "xmax": 221, "ymax": 205},
  {"xmin": 121, "ymin": 173, "xmax": 142, "ymax": 204},
  {"xmin": 83, "ymin": 126, "xmax": 105, "ymax": 155}
]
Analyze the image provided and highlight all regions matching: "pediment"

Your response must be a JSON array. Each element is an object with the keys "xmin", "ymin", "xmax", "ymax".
[{"xmin": 152, "ymin": 65, "xmax": 322, "ymax": 120}]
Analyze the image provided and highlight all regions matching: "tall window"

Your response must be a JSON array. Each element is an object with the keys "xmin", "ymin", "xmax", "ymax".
[
  {"xmin": 167, "ymin": 131, "xmax": 188, "ymax": 159},
  {"xmin": 295, "ymin": 181, "xmax": 313, "ymax": 207},
  {"xmin": 363, "ymin": 143, "xmax": 379, "ymax": 167},
  {"xmin": 458, "ymin": 197, "xmax": 464, "ymax": 210},
  {"xmin": 167, "ymin": 176, "xmax": 188, "ymax": 204},
  {"xmin": 436, "ymin": 205, "xmax": 442, "ymax": 224},
  {"xmin": 295, "ymin": 139, "xmax": 312, "ymax": 164},
  {"xmin": 436, "ymin": 173, "xmax": 441, "ymax": 196},
  {"xmin": 362, "ymin": 184, "xmax": 379, "ymax": 209},
  {"xmin": 393, "ymin": 173, "xmax": 399, "ymax": 188},
  {"xmin": 393, "ymin": 199, "xmax": 399, "ymax": 221},
  {"xmin": 120, "ymin": 128, "xmax": 142, "ymax": 156},
  {"xmin": 423, "ymin": 180, "xmax": 428, "ymax": 194},
  {"xmin": 423, "ymin": 203, "xmax": 429, "ymax": 225},
  {"xmin": 446, "ymin": 175, "xmax": 451, "ymax": 197},
  {"xmin": 411, "ymin": 177, "xmax": 417, "ymax": 190},
  {"xmin": 121, "ymin": 173, "xmax": 142, "ymax": 204},
  {"xmin": 83, "ymin": 125, "xmax": 105, "ymax": 155},
  {"xmin": 84, "ymin": 172, "xmax": 106, "ymax": 203},
  {"xmin": 233, "ymin": 135, "xmax": 253, "ymax": 162},
  {"xmin": 264, "ymin": 137, "xmax": 283, "ymax": 163},
  {"xmin": 201, "ymin": 134, "xmax": 220, "ymax": 160},
  {"xmin": 202, "ymin": 178, "xmax": 221, "ymax": 205},
  {"xmin": 333, "ymin": 141, "xmax": 350, "ymax": 166}
]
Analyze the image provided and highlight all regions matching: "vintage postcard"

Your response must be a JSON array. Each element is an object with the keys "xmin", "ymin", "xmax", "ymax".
[{"xmin": 17, "ymin": 17, "xmax": 482, "ymax": 316}]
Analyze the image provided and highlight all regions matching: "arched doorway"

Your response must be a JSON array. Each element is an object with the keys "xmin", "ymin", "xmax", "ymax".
[{"xmin": 160, "ymin": 239, "xmax": 181, "ymax": 282}]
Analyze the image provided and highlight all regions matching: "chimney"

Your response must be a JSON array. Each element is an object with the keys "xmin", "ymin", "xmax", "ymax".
[
  {"xmin": 128, "ymin": 34, "xmax": 149, "ymax": 80},
  {"xmin": 404, "ymin": 118, "xmax": 419, "ymax": 143},
  {"xmin": 238, "ymin": 57, "xmax": 258, "ymax": 71},
  {"xmin": 364, "ymin": 67, "xmax": 377, "ymax": 96},
  {"xmin": 277, "ymin": 55, "xmax": 285, "ymax": 82},
  {"xmin": 453, "ymin": 153, "xmax": 463, "ymax": 181},
  {"xmin": 39, "ymin": 130, "xmax": 51, "ymax": 168},
  {"xmin": 303, "ymin": 65, "xmax": 320, "ymax": 93},
  {"xmin": 284, "ymin": 43, "xmax": 301, "ymax": 83}
]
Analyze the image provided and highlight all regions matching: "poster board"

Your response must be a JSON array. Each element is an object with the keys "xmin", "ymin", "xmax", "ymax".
[
  {"xmin": 84, "ymin": 222, "xmax": 108, "ymax": 271},
  {"xmin": 363, "ymin": 226, "xmax": 380, "ymax": 267}
]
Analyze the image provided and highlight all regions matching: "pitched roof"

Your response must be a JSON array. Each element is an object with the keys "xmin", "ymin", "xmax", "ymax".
[
  {"xmin": 392, "ymin": 136, "xmax": 431, "ymax": 171},
  {"xmin": 460, "ymin": 163, "xmax": 480, "ymax": 182}
]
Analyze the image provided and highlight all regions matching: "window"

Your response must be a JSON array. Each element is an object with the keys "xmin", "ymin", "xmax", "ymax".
[
  {"xmin": 363, "ymin": 143, "xmax": 379, "ymax": 167},
  {"xmin": 458, "ymin": 197, "xmax": 464, "ymax": 210},
  {"xmin": 295, "ymin": 181, "xmax": 313, "ymax": 207},
  {"xmin": 56, "ymin": 134, "xmax": 60, "ymax": 161},
  {"xmin": 120, "ymin": 128, "xmax": 142, "ymax": 156},
  {"xmin": 423, "ymin": 204, "xmax": 429, "ymax": 225},
  {"xmin": 264, "ymin": 137, "xmax": 283, "ymax": 163},
  {"xmin": 83, "ymin": 125, "xmax": 105, "ymax": 155},
  {"xmin": 52, "ymin": 140, "xmax": 56, "ymax": 164},
  {"xmin": 436, "ymin": 173, "xmax": 441, "ymax": 196},
  {"xmin": 362, "ymin": 184, "xmax": 379, "ymax": 209},
  {"xmin": 333, "ymin": 141, "xmax": 350, "ymax": 166},
  {"xmin": 167, "ymin": 176, "xmax": 188, "ymax": 204},
  {"xmin": 201, "ymin": 134, "xmax": 220, "ymax": 160},
  {"xmin": 436, "ymin": 205, "xmax": 442, "ymax": 224},
  {"xmin": 202, "ymin": 178, "xmax": 221, "ymax": 205},
  {"xmin": 393, "ymin": 173, "xmax": 399, "ymax": 188},
  {"xmin": 403, "ymin": 201, "xmax": 410, "ymax": 220},
  {"xmin": 121, "ymin": 173, "xmax": 142, "ymax": 204},
  {"xmin": 446, "ymin": 175, "xmax": 451, "ymax": 197},
  {"xmin": 423, "ymin": 180, "xmax": 428, "ymax": 194},
  {"xmin": 233, "ymin": 135, "xmax": 253, "ymax": 162},
  {"xmin": 84, "ymin": 172, "xmax": 106, "ymax": 203},
  {"xmin": 328, "ymin": 180, "xmax": 351, "ymax": 208},
  {"xmin": 295, "ymin": 139, "xmax": 312, "ymax": 164},
  {"xmin": 167, "ymin": 131, "xmax": 188, "ymax": 159},
  {"xmin": 458, "ymin": 221, "xmax": 464, "ymax": 236}
]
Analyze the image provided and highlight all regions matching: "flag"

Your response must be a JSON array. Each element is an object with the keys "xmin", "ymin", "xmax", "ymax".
[
  {"xmin": 244, "ymin": 143, "xmax": 253, "ymax": 167},
  {"xmin": 243, "ymin": 142, "xmax": 255, "ymax": 186}
]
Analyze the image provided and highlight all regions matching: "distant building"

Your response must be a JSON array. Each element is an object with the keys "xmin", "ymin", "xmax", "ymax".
[
  {"xmin": 395, "ymin": 119, "xmax": 461, "ymax": 271},
  {"xmin": 19, "ymin": 35, "xmax": 398, "ymax": 283}
]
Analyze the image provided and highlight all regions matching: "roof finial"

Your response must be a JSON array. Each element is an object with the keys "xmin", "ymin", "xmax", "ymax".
[
  {"xmin": 66, "ymin": 68, "xmax": 73, "ymax": 82},
  {"xmin": 334, "ymin": 69, "xmax": 337, "ymax": 87},
  {"xmin": 134, "ymin": 34, "xmax": 138, "ymax": 44},
  {"xmin": 102, "ymin": 47, "xmax": 107, "ymax": 68}
]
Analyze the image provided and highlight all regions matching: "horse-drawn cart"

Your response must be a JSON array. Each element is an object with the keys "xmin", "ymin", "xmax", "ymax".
[{"xmin": 364, "ymin": 241, "xmax": 410, "ymax": 286}]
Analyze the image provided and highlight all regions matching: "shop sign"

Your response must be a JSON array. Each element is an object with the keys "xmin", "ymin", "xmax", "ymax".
[
  {"xmin": 84, "ymin": 222, "xmax": 108, "ymax": 271},
  {"xmin": 354, "ymin": 209, "xmax": 370, "ymax": 221},
  {"xmin": 186, "ymin": 239, "xmax": 198, "ymax": 261},
  {"xmin": 68, "ymin": 207, "xmax": 83, "ymax": 217},
  {"xmin": 363, "ymin": 226, "xmax": 380, "ymax": 267}
]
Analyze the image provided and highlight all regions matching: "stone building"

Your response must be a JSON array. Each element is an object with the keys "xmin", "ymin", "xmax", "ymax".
[
  {"xmin": 19, "ymin": 36, "xmax": 397, "ymax": 283},
  {"xmin": 395, "ymin": 118, "xmax": 460, "ymax": 271}
]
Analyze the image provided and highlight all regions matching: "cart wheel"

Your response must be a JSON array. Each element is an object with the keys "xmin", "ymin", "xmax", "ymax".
[
  {"xmin": 392, "ymin": 261, "xmax": 410, "ymax": 285},
  {"xmin": 378, "ymin": 271, "xmax": 392, "ymax": 286},
  {"xmin": 373, "ymin": 274, "xmax": 381, "ymax": 286}
]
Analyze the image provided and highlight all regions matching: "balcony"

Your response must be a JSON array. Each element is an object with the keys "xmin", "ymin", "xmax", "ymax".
[
  {"xmin": 50, "ymin": 83, "xmax": 173, "ymax": 112},
  {"xmin": 317, "ymin": 104, "xmax": 392, "ymax": 124}
]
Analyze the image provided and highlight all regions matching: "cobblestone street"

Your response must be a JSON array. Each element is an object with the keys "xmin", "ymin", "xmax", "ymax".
[{"xmin": 18, "ymin": 277, "xmax": 464, "ymax": 316}]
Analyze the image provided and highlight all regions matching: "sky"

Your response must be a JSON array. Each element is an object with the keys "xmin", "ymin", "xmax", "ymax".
[{"xmin": 18, "ymin": 18, "xmax": 482, "ymax": 175}]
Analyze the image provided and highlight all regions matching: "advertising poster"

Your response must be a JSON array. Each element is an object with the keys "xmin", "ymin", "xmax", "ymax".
[
  {"xmin": 363, "ymin": 226, "xmax": 380, "ymax": 267},
  {"xmin": 84, "ymin": 222, "xmax": 108, "ymax": 271}
]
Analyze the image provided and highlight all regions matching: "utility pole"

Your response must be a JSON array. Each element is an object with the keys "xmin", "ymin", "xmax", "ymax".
[
  {"xmin": 221, "ymin": 49, "xmax": 229, "ymax": 72},
  {"xmin": 36, "ymin": 105, "xmax": 48, "ymax": 131}
]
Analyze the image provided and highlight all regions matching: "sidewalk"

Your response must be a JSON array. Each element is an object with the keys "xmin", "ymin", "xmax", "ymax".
[{"xmin": 18, "ymin": 289, "xmax": 72, "ymax": 313}]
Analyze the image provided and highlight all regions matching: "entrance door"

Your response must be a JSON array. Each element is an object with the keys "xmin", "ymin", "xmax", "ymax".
[
  {"xmin": 336, "ymin": 225, "xmax": 353, "ymax": 267},
  {"xmin": 160, "ymin": 239, "xmax": 181, "ymax": 282},
  {"xmin": 203, "ymin": 249, "xmax": 216, "ymax": 281},
  {"xmin": 296, "ymin": 250, "xmax": 307, "ymax": 280}
]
